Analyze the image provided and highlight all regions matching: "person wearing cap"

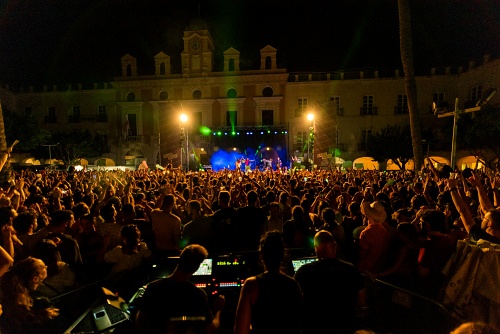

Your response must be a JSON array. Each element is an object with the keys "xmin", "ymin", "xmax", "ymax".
[{"xmin": 358, "ymin": 201, "xmax": 393, "ymax": 274}]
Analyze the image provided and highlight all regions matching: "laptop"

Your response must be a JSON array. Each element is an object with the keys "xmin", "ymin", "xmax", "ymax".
[
  {"xmin": 64, "ymin": 287, "xmax": 131, "ymax": 333},
  {"xmin": 192, "ymin": 258, "xmax": 213, "ymax": 277},
  {"xmin": 291, "ymin": 257, "xmax": 318, "ymax": 274}
]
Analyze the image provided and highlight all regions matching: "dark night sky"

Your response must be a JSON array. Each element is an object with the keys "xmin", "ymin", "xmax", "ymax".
[{"xmin": 0, "ymin": 0, "xmax": 498, "ymax": 86}]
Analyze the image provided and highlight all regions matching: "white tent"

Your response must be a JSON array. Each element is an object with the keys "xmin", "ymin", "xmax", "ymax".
[
  {"xmin": 94, "ymin": 158, "xmax": 115, "ymax": 166},
  {"xmin": 353, "ymin": 157, "xmax": 379, "ymax": 170}
]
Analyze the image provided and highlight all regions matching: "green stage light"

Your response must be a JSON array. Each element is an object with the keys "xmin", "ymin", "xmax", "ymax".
[
  {"xmin": 200, "ymin": 126, "xmax": 212, "ymax": 136},
  {"xmin": 231, "ymin": 131, "xmax": 236, "ymax": 135},
  {"xmin": 217, "ymin": 132, "xmax": 222, "ymax": 136}
]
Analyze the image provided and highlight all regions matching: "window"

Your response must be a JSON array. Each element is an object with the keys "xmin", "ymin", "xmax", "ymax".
[
  {"xmin": 395, "ymin": 94, "xmax": 408, "ymax": 114},
  {"xmin": 226, "ymin": 111, "xmax": 237, "ymax": 127},
  {"xmin": 360, "ymin": 129, "xmax": 372, "ymax": 150},
  {"xmin": 361, "ymin": 95, "xmax": 376, "ymax": 115},
  {"xmin": 471, "ymin": 85, "xmax": 482, "ymax": 102},
  {"xmin": 127, "ymin": 92, "xmax": 135, "ymax": 102},
  {"xmin": 297, "ymin": 131, "xmax": 307, "ymax": 146},
  {"xmin": 45, "ymin": 106, "xmax": 56, "ymax": 123},
  {"xmin": 330, "ymin": 96, "xmax": 342, "ymax": 115},
  {"xmin": 98, "ymin": 105, "xmax": 106, "ymax": 116},
  {"xmin": 265, "ymin": 56, "xmax": 272, "ymax": 70},
  {"xmin": 432, "ymin": 92, "xmax": 448, "ymax": 113},
  {"xmin": 227, "ymin": 89, "xmax": 237, "ymax": 98},
  {"xmin": 433, "ymin": 93, "xmax": 445, "ymax": 103},
  {"xmin": 192, "ymin": 90, "xmax": 202, "ymax": 99},
  {"xmin": 160, "ymin": 63, "xmax": 166, "ymax": 75},
  {"xmin": 72, "ymin": 106, "xmax": 80, "ymax": 117},
  {"xmin": 296, "ymin": 98, "xmax": 308, "ymax": 116},
  {"xmin": 262, "ymin": 87, "xmax": 273, "ymax": 97},
  {"xmin": 159, "ymin": 91, "xmax": 168, "ymax": 100},
  {"xmin": 262, "ymin": 110, "xmax": 273, "ymax": 126},
  {"xmin": 98, "ymin": 105, "xmax": 107, "ymax": 122},
  {"xmin": 228, "ymin": 58, "xmax": 235, "ymax": 71},
  {"xmin": 126, "ymin": 114, "xmax": 137, "ymax": 136}
]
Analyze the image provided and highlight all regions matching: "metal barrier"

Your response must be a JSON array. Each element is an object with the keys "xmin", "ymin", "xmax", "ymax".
[{"xmin": 364, "ymin": 278, "xmax": 458, "ymax": 334}]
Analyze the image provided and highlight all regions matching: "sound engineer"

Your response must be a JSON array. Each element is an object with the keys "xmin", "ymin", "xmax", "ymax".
[{"xmin": 135, "ymin": 244, "xmax": 225, "ymax": 334}]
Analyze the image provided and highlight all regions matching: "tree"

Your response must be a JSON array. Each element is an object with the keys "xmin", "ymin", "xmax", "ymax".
[
  {"xmin": 458, "ymin": 104, "xmax": 500, "ymax": 169},
  {"xmin": 367, "ymin": 124, "xmax": 414, "ymax": 170},
  {"xmin": 398, "ymin": 0, "xmax": 424, "ymax": 171},
  {"xmin": 48, "ymin": 129, "xmax": 106, "ymax": 165},
  {"xmin": 3, "ymin": 109, "xmax": 51, "ymax": 152},
  {"xmin": 0, "ymin": 103, "xmax": 9, "ymax": 184}
]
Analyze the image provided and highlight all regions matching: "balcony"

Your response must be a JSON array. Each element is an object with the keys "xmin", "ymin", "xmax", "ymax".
[
  {"xmin": 67, "ymin": 114, "xmax": 108, "ymax": 123},
  {"xmin": 360, "ymin": 107, "xmax": 378, "ymax": 115},
  {"xmin": 123, "ymin": 135, "xmax": 158, "ymax": 144}
]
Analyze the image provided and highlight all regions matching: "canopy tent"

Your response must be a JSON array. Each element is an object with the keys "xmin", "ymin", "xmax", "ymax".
[
  {"xmin": 353, "ymin": 157, "xmax": 379, "ymax": 170},
  {"xmin": 94, "ymin": 158, "xmax": 115, "ymax": 166},
  {"xmin": 427, "ymin": 156, "xmax": 451, "ymax": 168},
  {"xmin": 20, "ymin": 157, "xmax": 41, "ymax": 165},
  {"xmin": 456, "ymin": 156, "xmax": 484, "ymax": 170},
  {"xmin": 386, "ymin": 159, "xmax": 415, "ymax": 171},
  {"xmin": 45, "ymin": 159, "xmax": 64, "ymax": 165},
  {"xmin": 72, "ymin": 158, "xmax": 89, "ymax": 166}
]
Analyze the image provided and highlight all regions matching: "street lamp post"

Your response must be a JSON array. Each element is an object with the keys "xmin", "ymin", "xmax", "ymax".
[
  {"xmin": 41, "ymin": 143, "xmax": 59, "ymax": 165},
  {"xmin": 435, "ymin": 89, "xmax": 496, "ymax": 168},
  {"xmin": 307, "ymin": 113, "xmax": 314, "ymax": 170},
  {"xmin": 180, "ymin": 113, "xmax": 188, "ymax": 171}
]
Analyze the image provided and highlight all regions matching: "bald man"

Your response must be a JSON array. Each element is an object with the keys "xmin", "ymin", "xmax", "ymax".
[{"xmin": 294, "ymin": 230, "xmax": 366, "ymax": 334}]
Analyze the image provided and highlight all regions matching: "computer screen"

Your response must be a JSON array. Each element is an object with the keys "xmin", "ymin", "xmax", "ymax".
[
  {"xmin": 291, "ymin": 257, "xmax": 317, "ymax": 273},
  {"xmin": 192, "ymin": 258, "xmax": 213, "ymax": 276}
]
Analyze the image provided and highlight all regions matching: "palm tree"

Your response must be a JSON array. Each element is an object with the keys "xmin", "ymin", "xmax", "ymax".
[
  {"xmin": 0, "ymin": 102, "xmax": 11, "ymax": 183},
  {"xmin": 398, "ymin": 0, "xmax": 423, "ymax": 171}
]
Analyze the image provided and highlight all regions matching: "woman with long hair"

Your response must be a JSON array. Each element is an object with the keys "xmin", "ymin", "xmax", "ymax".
[{"xmin": 0, "ymin": 257, "xmax": 60, "ymax": 334}]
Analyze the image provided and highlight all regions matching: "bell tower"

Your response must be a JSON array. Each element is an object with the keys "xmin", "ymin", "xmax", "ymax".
[{"xmin": 181, "ymin": 18, "xmax": 215, "ymax": 76}]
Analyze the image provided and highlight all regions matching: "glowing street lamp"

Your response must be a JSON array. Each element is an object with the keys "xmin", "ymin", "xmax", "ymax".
[
  {"xmin": 306, "ymin": 113, "xmax": 315, "ymax": 169},
  {"xmin": 180, "ymin": 113, "xmax": 188, "ymax": 171}
]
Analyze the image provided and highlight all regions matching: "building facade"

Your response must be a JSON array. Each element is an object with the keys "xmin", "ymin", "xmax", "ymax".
[{"xmin": 1, "ymin": 19, "xmax": 499, "ymax": 170}]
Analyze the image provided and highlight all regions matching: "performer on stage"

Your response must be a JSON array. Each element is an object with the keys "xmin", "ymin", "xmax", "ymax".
[
  {"xmin": 236, "ymin": 158, "xmax": 241, "ymax": 171},
  {"xmin": 245, "ymin": 157, "xmax": 250, "ymax": 171}
]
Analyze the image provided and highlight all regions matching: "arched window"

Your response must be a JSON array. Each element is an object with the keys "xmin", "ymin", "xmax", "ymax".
[
  {"xmin": 227, "ymin": 89, "xmax": 237, "ymax": 98},
  {"xmin": 228, "ymin": 58, "xmax": 235, "ymax": 71},
  {"xmin": 265, "ymin": 56, "xmax": 272, "ymax": 70},
  {"xmin": 127, "ymin": 92, "xmax": 135, "ymax": 102},
  {"xmin": 262, "ymin": 87, "xmax": 273, "ymax": 97},
  {"xmin": 192, "ymin": 90, "xmax": 202, "ymax": 99},
  {"xmin": 159, "ymin": 91, "xmax": 168, "ymax": 100},
  {"xmin": 160, "ymin": 62, "xmax": 166, "ymax": 75},
  {"xmin": 127, "ymin": 64, "xmax": 132, "ymax": 77}
]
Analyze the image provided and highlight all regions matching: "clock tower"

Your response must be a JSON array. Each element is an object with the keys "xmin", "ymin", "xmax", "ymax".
[{"xmin": 181, "ymin": 18, "xmax": 215, "ymax": 76}]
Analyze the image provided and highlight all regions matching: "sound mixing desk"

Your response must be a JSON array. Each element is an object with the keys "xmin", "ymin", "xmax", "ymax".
[{"xmin": 128, "ymin": 252, "xmax": 263, "ymax": 316}]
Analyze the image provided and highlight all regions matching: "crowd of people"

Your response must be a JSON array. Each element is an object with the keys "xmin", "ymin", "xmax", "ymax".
[{"xmin": 0, "ymin": 147, "xmax": 498, "ymax": 333}]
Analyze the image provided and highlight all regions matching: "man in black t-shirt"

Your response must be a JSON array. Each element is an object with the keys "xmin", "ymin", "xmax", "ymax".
[
  {"xmin": 135, "ymin": 244, "xmax": 224, "ymax": 334},
  {"xmin": 294, "ymin": 230, "xmax": 365, "ymax": 334}
]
